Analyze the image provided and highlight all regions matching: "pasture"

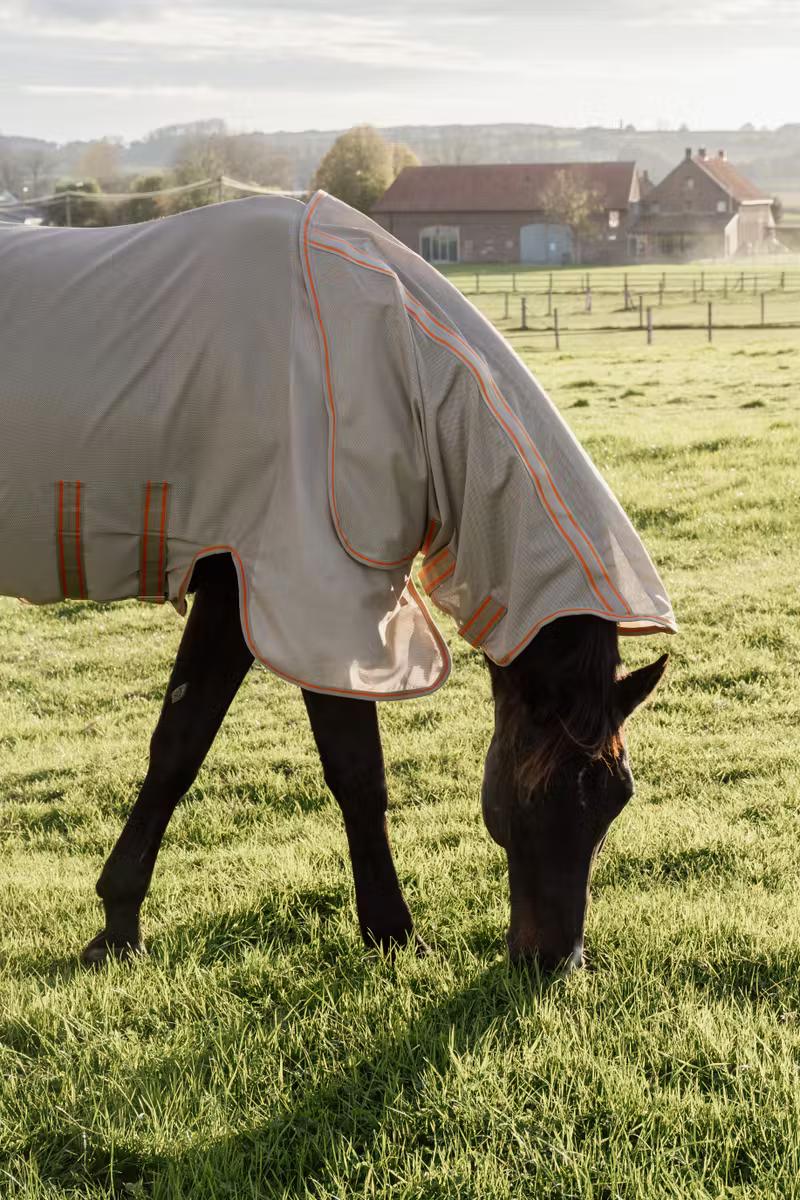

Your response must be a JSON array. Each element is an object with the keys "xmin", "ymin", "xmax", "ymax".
[{"xmin": 1, "ymin": 272, "xmax": 800, "ymax": 1198}]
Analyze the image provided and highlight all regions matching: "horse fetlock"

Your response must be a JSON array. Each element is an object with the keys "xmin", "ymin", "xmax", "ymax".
[{"xmin": 81, "ymin": 930, "xmax": 147, "ymax": 968}]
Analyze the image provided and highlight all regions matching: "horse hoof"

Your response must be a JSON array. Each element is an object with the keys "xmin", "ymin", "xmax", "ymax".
[
  {"xmin": 81, "ymin": 932, "xmax": 147, "ymax": 967},
  {"xmin": 366, "ymin": 929, "xmax": 432, "ymax": 960}
]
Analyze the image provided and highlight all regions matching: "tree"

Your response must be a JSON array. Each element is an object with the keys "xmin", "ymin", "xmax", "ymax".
[
  {"xmin": 167, "ymin": 131, "xmax": 292, "ymax": 213},
  {"xmin": 391, "ymin": 141, "xmax": 420, "ymax": 176},
  {"xmin": 22, "ymin": 145, "xmax": 56, "ymax": 195},
  {"xmin": 169, "ymin": 133, "xmax": 228, "ymax": 211},
  {"xmin": 0, "ymin": 147, "xmax": 25, "ymax": 196},
  {"xmin": 77, "ymin": 140, "xmax": 122, "ymax": 189},
  {"xmin": 312, "ymin": 125, "xmax": 394, "ymax": 213},
  {"xmin": 224, "ymin": 134, "xmax": 292, "ymax": 190},
  {"xmin": 49, "ymin": 178, "xmax": 108, "ymax": 227},
  {"xmin": 114, "ymin": 173, "xmax": 168, "ymax": 225},
  {"xmin": 538, "ymin": 169, "xmax": 607, "ymax": 264}
]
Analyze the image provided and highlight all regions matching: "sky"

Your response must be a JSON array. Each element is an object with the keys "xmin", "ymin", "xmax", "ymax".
[{"xmin": 1, "ymin": 0, "xmax": 799, "ymax": 144}]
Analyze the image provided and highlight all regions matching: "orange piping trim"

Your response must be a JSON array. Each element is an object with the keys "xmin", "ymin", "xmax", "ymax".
[
  {"xmin": 420, "ymin": 518, "xmax": 438, "ymax": 556},
  {"xmin": 423, "ymin": 562, "xmax": 455, "ymax": 593},
  {"xmin": 174, "ymin": 545, "xmax": 451, "ymax": 701},
  {"xmin": 380, "ymin": 276, "xmax": 631, "ymax": 615},
  {"xmin": 302, "ymin": 204, "xmax": 416, "ymax": 570},
  {"xmin": 419, "ymin": 546, "xmax": 451, "ymax": 577},
  {"xmin": 404, "ymin": 305, "xmax": 616, "ymax": 616},
  {"xmin": 470, "ymin": 604, "xmax": 506, "ymax": 647},
  {"xmin": 307, "ymin": 230, "xmax": 623, "ymax": 615},
  {"xmin": 458, "ymin": 595, "xmax": 492, "ymax": 637},
  {"xmin": 496, "ymin": 605, "xmax": 676, "ymax": 665}
]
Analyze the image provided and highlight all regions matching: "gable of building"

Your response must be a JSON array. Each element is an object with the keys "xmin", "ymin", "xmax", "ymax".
[{"xmin": 641, "ymin": 148, "xmax": 770, "ymax": 218}]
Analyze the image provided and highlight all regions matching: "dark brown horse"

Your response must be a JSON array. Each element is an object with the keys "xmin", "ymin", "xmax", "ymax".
[{"xmin": 82, "ymin": 552, "xmax": 667, "ymax": 974}]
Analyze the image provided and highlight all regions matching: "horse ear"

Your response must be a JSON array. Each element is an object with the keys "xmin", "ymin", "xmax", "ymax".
[{"xmin": 615, "ymin": 654, "xmax": 669, "ymax": 721}]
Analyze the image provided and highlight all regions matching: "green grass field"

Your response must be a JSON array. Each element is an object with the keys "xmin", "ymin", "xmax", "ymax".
[{"xmin": 1, "ymin": 282, "xmax": 800, "ymax": 1197}]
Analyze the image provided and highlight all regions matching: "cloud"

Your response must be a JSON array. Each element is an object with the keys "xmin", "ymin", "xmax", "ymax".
[{"xmin": 1, "ymin": 0, "xmax": 798, "ymax": 141}]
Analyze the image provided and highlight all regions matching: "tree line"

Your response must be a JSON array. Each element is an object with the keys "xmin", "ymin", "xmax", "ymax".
[{"xmin": 0, "ymin": 124, "xmax": 419, "ymax": 226}]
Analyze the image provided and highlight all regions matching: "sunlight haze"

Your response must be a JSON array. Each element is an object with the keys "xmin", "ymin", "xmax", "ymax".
[{"xmin": 1, "ymin": 0, "xmax": 798, "ymax": 142}]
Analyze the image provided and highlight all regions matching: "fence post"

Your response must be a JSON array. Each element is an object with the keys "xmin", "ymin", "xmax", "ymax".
[
  {"xmin": 475, "ymin": 273, "xmax": 480, "ymax": 294},
  {"xmin": 781, "ymin": 271, "xmax": 785, "ymax": 290},
  {"xmin": 585, "ymin": 287, "xmax": 592, "ymax": 314},
  {"xmin": 521, "ymin": 297, "xmax": 527, "ymax": 330},
  {"xmin": 658, "ymin": 280, "xmax": 664, "ymax": 306},
  {"xmin": 707, "ymin": 301, "xmax": 713, "ymax": 342},
  {"xmin": 624, "ymin": 272, "xmax": 629, "ymax": 309},
  {"xmin": 692, "ymin": 280, "xmax": 697, "ymax": 303},
  {"xmin": 512, "ymin": 271, "xmax": 517, "ymax": 293},
  {"xmin": 547, "ymin": 281, "xmax": 552, "ymax": 316},
  {"xmin": 761, "ymin": 292, "xmax": 766, "ymax": 326},
  {"xmin": 700, "ymin": 270, "xmax": 705, "ymax": 292},
  {"xmin": 646, "ymin": 306, "xmax": 653, "ymax": 345},
  {"xmin": 638, "ymin": 294, "xmax": 644, "ymax": 328},
  {"xmin": 504, "ymin": 292, "xmax": 509, "ymax": 320},
  {"xmin": 554, "ymin": 308, "xmax": 560, "ymax": 350},
  {"xmin": 724, "ymin": 276, "xmax": 728, "ymax": 299}
]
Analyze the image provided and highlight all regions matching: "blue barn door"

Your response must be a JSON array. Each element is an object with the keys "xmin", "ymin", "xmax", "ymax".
[{"xmin": 520, "ymin": 223, "xmax": 573, "ymax": 264}]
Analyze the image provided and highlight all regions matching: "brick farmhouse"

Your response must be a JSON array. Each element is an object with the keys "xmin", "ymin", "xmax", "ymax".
[
  {"xmin": 371, "ymin": 152, "xmax": 776, "ymax": 265},
  {"xmin": 630, "ymin": 148, "xmax": 777, "ymax": 260},
  {"xmin": 371, "ymin": 162, "xmax": 640, "ymax": 265}
]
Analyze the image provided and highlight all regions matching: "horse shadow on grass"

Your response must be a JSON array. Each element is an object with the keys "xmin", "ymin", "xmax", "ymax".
[
  {"xmin": 14, "ymin": 890, "xmax": 800, "ymax": 1197},
  {"xmin": 146, "ymin": 951, "xmax": 559, "ymax": 1197},
  {"xmin": 12, "ymin": 890, "xmax": 563, "ymax": 1197}
]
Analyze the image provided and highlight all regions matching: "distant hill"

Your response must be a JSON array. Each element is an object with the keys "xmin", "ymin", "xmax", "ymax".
[{"xmin": 3, "ymin": 120, "xmax": 799, "ymax": 199}]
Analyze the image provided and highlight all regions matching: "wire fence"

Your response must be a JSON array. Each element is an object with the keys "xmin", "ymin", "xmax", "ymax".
[
  {"xmin": 449, "ymin": 266, "xmax": 800, "ymax": 348},
  {"xmin": 0, "ymin": 175, "xmax": 300, "ymax": 224},
  {"xmin": 3, "ymin": 184, "xmax": 798, "ymax": 348}
]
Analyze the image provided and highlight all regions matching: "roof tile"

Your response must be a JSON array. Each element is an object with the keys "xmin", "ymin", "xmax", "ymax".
[{"xmin": 373, "ymin": 162, "xmax": 638, "ymax": 214}]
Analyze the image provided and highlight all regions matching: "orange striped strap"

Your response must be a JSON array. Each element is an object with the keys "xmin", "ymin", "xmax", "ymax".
[
  {"xmin": 458, "ymin": 595, "xmax": 508, "ymax": 648},
  {"xmin": 56, "ymin": 481, "xmax": 87, "ymax": 600},
  {"xmin": 139, "ymin": 481, "xmax": 170, "ymax": 603},
  {"xmin": 419, "ymin": 546, "xmax": 456, "ymax": 595},
  {"xmin": 420, "ymin": 518, "xmax": 439, "ymax": 557}
]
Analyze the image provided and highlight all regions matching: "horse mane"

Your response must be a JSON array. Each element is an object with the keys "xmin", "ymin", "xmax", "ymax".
[{"xmin": 490, "ymin": 615, "xmax": 623, "ymax": 792}]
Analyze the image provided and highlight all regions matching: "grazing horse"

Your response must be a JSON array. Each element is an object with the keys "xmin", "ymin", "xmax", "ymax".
[{"xmin": 0, "ymin": 191, "xmax": 675, "ymax": 973}]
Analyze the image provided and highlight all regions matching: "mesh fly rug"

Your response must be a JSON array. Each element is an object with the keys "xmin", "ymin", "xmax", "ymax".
[{"xmin": 0, "ymin": 191, "xmax": 676, "ymax": 698}]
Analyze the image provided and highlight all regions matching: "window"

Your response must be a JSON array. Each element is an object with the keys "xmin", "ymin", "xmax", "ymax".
[
  {"xmin": 686, "ymin": 178, "xmax": 695, "ymax": 191},
  {"xmin": 608, "ymin": 210, "xmax": 620, "ymax": 228},
  {"xmin": 420, "ymin": 226, "xmax": 459, "ymax": 263},
  {"xmin": 717, "ymin": 199, "xmax": 727, "ymax": 213}
]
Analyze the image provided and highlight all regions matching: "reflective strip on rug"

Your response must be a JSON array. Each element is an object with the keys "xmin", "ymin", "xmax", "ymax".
[
  {"xmin": 419, "ymin": 546, "xmax": 456, "ymax": 595},
  {"xmin": 459, "ymin": 595, "xmax": 507, "ymax": 648},
  {"xmin": 56, "ymin": 480, "xmax": 87, "ymax": 600},
  {"xmin": 139, "ymin": 480, "xmax": 170, "ymax": 602}
]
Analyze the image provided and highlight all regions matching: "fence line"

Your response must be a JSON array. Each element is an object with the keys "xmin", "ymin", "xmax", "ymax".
[{"xmin": 0, "ymin": 175, "xmax": 296, "ymax": 211}]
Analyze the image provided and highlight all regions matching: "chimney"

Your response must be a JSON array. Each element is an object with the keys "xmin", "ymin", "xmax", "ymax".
[
  {"xmin": 685, "ymin": 147, "xmax": 692, "ymax": 159},
  {"xmin": 698, "ymin": 147, "xmax": 708, "ymax": 160},
  {"xmin": 718, "ymin": 149, "xmax": 727, "ymax": 160}
]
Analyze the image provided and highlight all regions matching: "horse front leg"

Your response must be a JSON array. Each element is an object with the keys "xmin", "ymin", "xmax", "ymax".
[
  {"xmin": 302, "ymin": 690, "xmax": 427, "ymax": 954},
  {"xmin": 82, "ymin": 555, "xmax": 253, "ymax": 965}
]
